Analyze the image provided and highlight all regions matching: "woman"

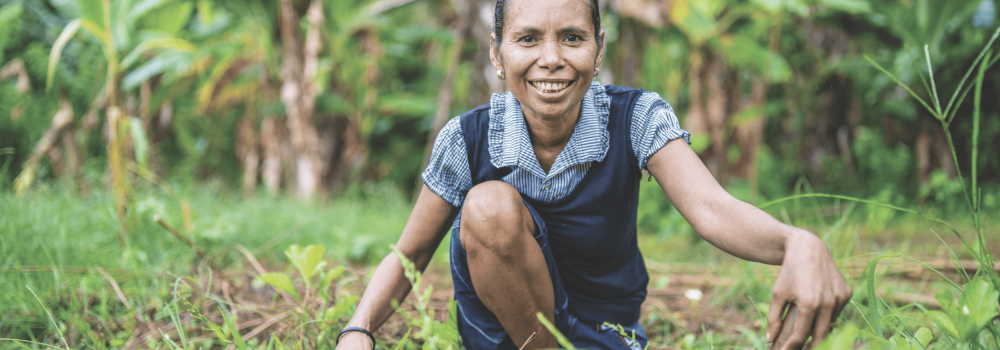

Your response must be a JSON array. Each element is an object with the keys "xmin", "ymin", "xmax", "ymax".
[{"xmin": 337, "ymin": 0, "xmax": 852, "ymax": 348}]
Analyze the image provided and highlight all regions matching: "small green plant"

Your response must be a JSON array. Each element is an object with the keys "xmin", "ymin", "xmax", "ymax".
[
  {"xmin": 926, "ymin": 276, "xmax": 1000, "ymax": 348},
  {"xmin": 253, "ymin": 243, "xmax": 354, "ymax": 348},
  {"xmin": 392, "ymin": 245, "xmax": 462, "ymax": 350}
]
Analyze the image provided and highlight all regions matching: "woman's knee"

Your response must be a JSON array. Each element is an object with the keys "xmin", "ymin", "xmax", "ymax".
[{"xmin": 460, "ymin": 181, "xmax": 533, "ymax": 255}]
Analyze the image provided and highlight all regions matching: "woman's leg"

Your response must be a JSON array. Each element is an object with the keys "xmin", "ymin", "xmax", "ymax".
[{"xmin": 460, "ymin": 181, "xmax": 558, "ymax": 349}]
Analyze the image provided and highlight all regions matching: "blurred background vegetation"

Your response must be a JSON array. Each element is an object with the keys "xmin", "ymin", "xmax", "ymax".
[
  {"xmin": 0, "ymin": 0, "xmax": 996, "ymax": 217},
  {"xmin": 2, "ymin": 0, "xmax": 1000, "ymax": 348}
]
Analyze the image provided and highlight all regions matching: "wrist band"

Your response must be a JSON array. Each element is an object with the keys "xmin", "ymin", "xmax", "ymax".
[{"xmin": 337, "ymin": 327, "xmax": 376, "ymax": 350}]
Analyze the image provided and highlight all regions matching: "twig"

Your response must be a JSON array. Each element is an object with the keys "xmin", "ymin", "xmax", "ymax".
[
  {"xmin": 235, "ymin": 244, "xmax": 269, "ymax": 276},
  {"xmin": 243, "ymin": 313, "xmax": 289, "ymax": 339},
  {"xmin": 99, "ymin": 267, "xmax": 133, "ymax": 309},
  {"xmin": 154, "ymin": 215, "xmax": 206, "ymax": 259},
  {"xmin": 223, "ymin": 280, "xmax": 239, "ymax": 331},
  {"xmin": 235, "ymin": 244, "xmax": 299, "ymax": 307},
  {"xmin": 519, "ymin": 327, "xmax": 541, "ymax": 350}
]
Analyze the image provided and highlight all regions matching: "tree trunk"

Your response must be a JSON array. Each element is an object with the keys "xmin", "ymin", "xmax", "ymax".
[
  {"xmin": 260, "ymin": 117, "xmax": 286, "ymax": 196},
  {"xmin": 237, "ymin": 117, "xmax": 261, "ymax": 198},
  {"xmin": 13, "ymin": 93, "xmax": 74, "ymax": 195},
  {"xmin": 279, "ymin": 0, "xmax": 326, "ymax": 199},
  {"xmin": 704, "ymin": 53, "xmax": 729, "ymax": 185},
  {"xmin": 422, "ymin": 0, "xmax": 471, "ymax": 172}
]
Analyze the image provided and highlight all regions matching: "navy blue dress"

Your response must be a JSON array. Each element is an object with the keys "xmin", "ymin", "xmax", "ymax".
[{"xmin": 450, "ymin": 86, "xmax": 650, "ymax": 350}]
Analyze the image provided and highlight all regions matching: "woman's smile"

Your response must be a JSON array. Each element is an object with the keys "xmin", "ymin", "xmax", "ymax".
[{"xmin": 528, "ymin": 79, "xmax": 576, "ymax": 99}]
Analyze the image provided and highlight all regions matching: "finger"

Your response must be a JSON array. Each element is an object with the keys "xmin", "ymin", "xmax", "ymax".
[
  {"xmin": 781, "ymin": 301, "xmax": 818, "ymax": 350},
  {"xmin": 766, "ymin": 294, "xmax": 787, "ymax": 344},
  {"xmin": 806, "ymin": 303, "xmax": 835, "ymax": 349},
  {"xmin": 830, "ymin": 286, "xmax": 853, "ymax": 323}
]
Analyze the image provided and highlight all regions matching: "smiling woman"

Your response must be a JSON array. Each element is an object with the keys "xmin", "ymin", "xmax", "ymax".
[{"xmin": 335, "ymin": 0, "xmax": 852, "ymax": 349}]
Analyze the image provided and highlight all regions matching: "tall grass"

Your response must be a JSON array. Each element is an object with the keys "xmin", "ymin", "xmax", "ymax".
[{"xmin": 0, "ymin": 182, "xmax": 413, "ymax": 347}]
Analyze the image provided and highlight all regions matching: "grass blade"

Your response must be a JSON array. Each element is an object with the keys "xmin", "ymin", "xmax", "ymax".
[
  {"xmin": 923, "ymin": 45, "xmax": 943, "ymax": 116},
  {"xmin": 943, "ymin": 27, "xmax": 1000, "ymax": 120},
  {"xmin": 866, "ymin": 256, "xmax": 889, "ymax": 338},
  {"xmin": 0, "ymin": 338, "xmax": 69, "ymax": 349},
  {"xmin": 863, "ymin": 55, "xmax": 938, "ymax": 118},
  {"xmin": 536, "ymin": 312, "xmax": 576, "ymax": 350},
  {"xmin": 761, "ymin": 193, "xmax": 958, "ymax": 235},
  {"xmin": 221, "ymin": 306, "xmax": 248, "ymax": 350},
  {"xmin": 904, "ymin": 43, "xmax": 934, "ymax": 106},
  {"xmin": 931, "ymin": 229, "xmax": 971, "ymax": 284},
  {"xmin": 46, "ymin": 19, "xmax": 81, "ymax": 93},
  {"xmin": 972, "ymin": 50, "xmax": 989, "ymax": 213},
  {"xmin": 26, "ymin": 285, "xmax": 69, "ymax": 350}
]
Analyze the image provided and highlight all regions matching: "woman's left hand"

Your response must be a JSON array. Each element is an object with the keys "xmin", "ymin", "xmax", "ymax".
[{"xmin": 766, "ymin": 231, "xmax": 853, "ymax": 350}]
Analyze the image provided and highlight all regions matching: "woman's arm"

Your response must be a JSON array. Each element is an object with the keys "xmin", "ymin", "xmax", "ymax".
[
  {"xmin": 646, "ymin": 139, "xmax": 852, "ymax": 350},
  {"xmin": 337, "ymin": 185, "xmax": 459, "ymax": 349}
]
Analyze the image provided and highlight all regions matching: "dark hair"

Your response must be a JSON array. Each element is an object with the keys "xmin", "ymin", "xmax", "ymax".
[{"xmin": 493, "ymin": 0, "xmax": 602, "ymax": 49}]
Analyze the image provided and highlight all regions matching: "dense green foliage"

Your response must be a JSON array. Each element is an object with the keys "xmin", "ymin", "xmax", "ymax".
[{"xmin": 2, "ymin": 0, "xmax": 1000, "ymax": 348}]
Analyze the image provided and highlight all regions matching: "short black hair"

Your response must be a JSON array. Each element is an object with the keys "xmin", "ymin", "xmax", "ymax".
[{"xmin": 493, "ymin": 0, "xmax": 602, "ymax": 49}]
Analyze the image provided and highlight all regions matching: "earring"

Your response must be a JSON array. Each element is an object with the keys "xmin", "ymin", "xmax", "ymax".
[
  {"xmin": 594, "ymin": 68, "xmax": 600, "ymax": 77},
  {"xmin": 497, "ymin": 69, "xmax": 505, "ymax": 80}
]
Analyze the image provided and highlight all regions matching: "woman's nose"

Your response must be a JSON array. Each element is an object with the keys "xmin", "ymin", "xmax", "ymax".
[{"xmin": 537, "ymin": 41, "xmax": 564, "ymax": 72}]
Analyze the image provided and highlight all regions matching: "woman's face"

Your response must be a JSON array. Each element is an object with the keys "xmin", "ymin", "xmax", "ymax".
[{"xmin": 491, "ymin": 0, "xmax": 604, "ymax": 121}]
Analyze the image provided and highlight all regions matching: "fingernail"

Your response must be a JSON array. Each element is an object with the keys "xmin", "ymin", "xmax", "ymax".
[{"xmin": 766, "ymin": 332, "xmax": 770, "ymax": 340}]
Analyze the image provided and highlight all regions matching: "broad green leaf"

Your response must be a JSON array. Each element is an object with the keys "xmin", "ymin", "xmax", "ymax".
[
  {"xmin": 713, "ymin": 34, "xmax": 792, "ymax": 83},
  {"xmin": 285, "ymin": 244, "xmax": 326, "ymax": 281},
  {"xmin": 121, "ymin": 54, "xmax": 167, "ymax": 90},
  {"xmin": 926, "ymin": 310, "xmax": 960, "ymax": 340},
  {"xmin": 129, "ymin": 118, "xmax": 149, "ymax": 169},
  {"xmin": 47, "ymin": 19, "xmax": 82, "ymax": 93},
  {"xmin": 120, "ymin": 37, "xmax": 196, "ymax": 69},
  {"xmin": 750, "ymin": 0, "xmax": 808, "ymax": 16},
  {"xmin": 819, "ymin": 0, "xmax": 872, "ymax": 14},
  {"xmin": 143, "ymin": 1, "xmax": 193, "ymax": 37},
  {"xmin": 197, "ymin": 55, "xmax": 237, "ymax": 110},
  {"xmin": 810, "ymin": 324, "xmax": 858, "ymax": 350},
  {"xmin": 76, "ymin": 0, "xmax": 104, "ymax": 27},
  {"xmin": 259, "ymin": 272, "xmax": 300, "ymax": 300},
  {"xmin": 914, "ymin": 327, "xmax": 933, "ymax": 347},
  {"xmin": 670, "ymin": 0, "xmax": 720, "ymax": 43},
  {"xmin": 196, "ymin": 0, "xmax": 212, "ymax": 24},
  {"xmin": 955, "ymin": 276, "xmax": 1000, "ymax": 341},
  {"xmin": 127, "ymin": 0, "xmax": 169, "ymax": 25}
]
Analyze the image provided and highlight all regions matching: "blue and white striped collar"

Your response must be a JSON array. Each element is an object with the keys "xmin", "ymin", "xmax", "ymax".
[{"xmin": 487, "ymin": 81, "xmax": 611, "ymax": 180}]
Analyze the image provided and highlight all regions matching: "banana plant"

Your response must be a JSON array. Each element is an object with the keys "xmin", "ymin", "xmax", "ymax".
[{"xmin": 43, "ymin": 0, "xmax": 199, "ymax": 239}]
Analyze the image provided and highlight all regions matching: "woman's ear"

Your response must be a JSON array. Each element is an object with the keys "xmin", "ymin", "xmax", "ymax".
[
  {"xmin": 594, "ymin": 30, "xmax": 606, "ymax": 69},
  {"xmin": 489, "ymin": 33, "xmax": 503, "ymax": 72}
]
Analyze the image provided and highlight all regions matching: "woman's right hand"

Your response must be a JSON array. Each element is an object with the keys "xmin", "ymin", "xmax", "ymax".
[
  {"xmin": 336, "ymin": 331, "xmax": 373, "ymax": 350},
  {"xmin": 335, "ymin": 185, "xmax": 459, "ymax": 350}
]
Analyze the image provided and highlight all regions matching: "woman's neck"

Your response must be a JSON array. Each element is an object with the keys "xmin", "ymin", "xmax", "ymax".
[{"xmin": 522, "ymin": 104, "xmax": 582, "ymax": 173}]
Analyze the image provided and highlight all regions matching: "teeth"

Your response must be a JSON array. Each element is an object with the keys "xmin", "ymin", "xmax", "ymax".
[{"xmin": 532, "ymin": 81, "xmax": 569, "ymax": 92}]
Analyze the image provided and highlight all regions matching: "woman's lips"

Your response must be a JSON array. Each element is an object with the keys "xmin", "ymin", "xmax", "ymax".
[{"xmin": 529, "ymin": 80, "xmax": 575, "ymax": 95}]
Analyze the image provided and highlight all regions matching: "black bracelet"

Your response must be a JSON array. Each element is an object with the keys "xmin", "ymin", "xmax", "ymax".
[{"xmin": 337, "ymin": 327, "xmax": 376, "ymax": 350}]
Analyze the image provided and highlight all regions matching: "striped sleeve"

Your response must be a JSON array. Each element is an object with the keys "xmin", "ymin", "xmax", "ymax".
[
  {"xmin": 421, "ymin": 117, "xmax": 473, "ymax": 207},
  {"xmin": 630, "ymin": 92, "xmax": 692, "ymax": 170}
]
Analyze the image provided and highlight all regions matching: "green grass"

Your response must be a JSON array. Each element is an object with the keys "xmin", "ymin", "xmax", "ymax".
[
  {"xmin": 0, "ymin": 181, "xmax": 415, "ymax": 348},
  {"xmin": 1, "ymin": 178, "xmax": 996, "ymax": 349}
]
